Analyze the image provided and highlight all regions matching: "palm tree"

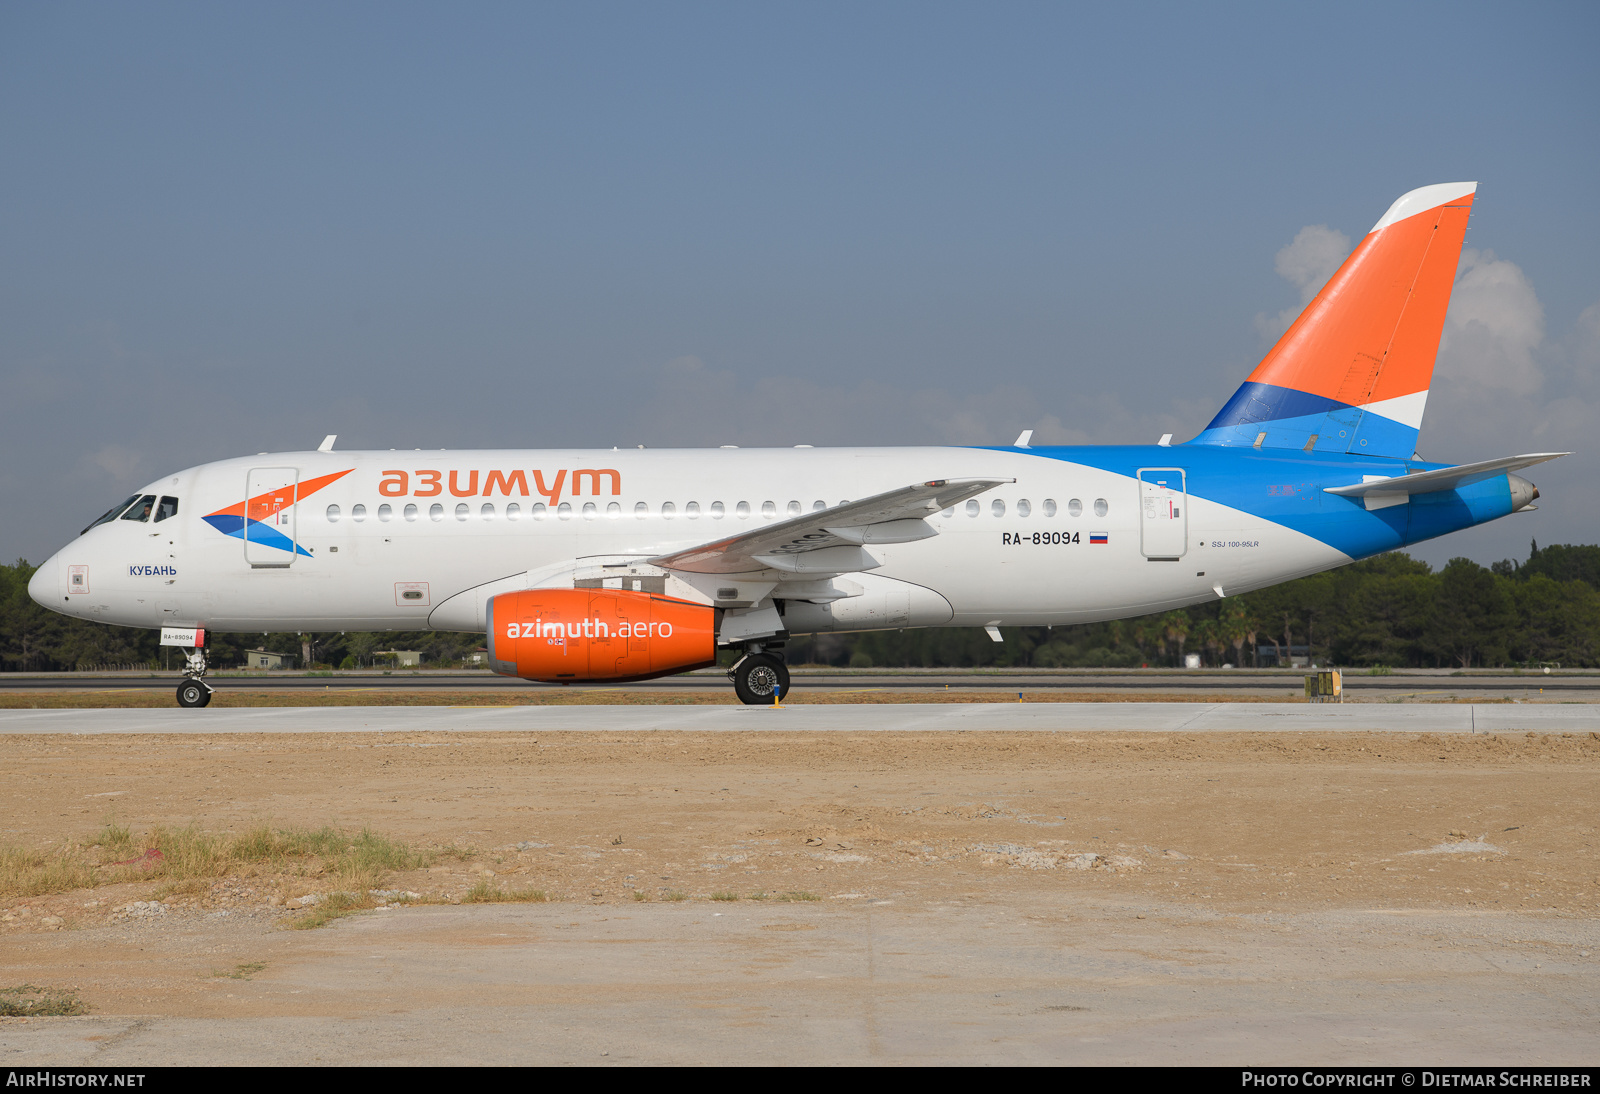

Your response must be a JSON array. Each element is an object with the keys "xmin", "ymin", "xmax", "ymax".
[
  {"xmin": 1161, "ymin": 611, "xmax": 1191, "ymax": 667},
  {"xmin": 1221, "ymin": 601, "xmax": 1256, "ymax": 667}
]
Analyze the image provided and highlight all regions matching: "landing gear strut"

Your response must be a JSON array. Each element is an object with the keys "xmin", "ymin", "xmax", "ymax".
[
  {"xmin": 175, "ymin": 646, "xmax": 213, "ymax": 708},
  {"xmin": 731, "ymin": 651, "xmax": 789, "ymax": 705}
]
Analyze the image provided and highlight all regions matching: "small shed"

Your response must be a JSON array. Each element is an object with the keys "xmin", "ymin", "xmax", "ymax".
[
  {"xmin": 377, "ymin": 650, "xmax": 425, "ymax": 667},
  {"xmin": 245, "ymin": 649, "xmax": 294, "ymax": 670}
]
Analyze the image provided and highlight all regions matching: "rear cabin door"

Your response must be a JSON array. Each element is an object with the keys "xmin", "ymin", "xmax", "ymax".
[
  {"xmin": 1138, "ymin": 467, "xmax": 1187, "ymax": 560},
  {"xmin": 244, "ymin": 468, "xmax": 300, "ymax": 568}
]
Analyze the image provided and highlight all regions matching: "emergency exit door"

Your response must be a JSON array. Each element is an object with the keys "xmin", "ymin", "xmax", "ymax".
[
  {"xmin": 244, "ymin": 468, "xmax": 299, "ymax": 567},
  {"xmin": 1138, "ymin": 467, "xmax": 1187, "ymax": 560}
]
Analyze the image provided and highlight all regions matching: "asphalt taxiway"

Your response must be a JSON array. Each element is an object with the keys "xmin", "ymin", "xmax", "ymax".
[{"xmin": 5, "ymin": 667, "xmax": 1595, "ymax": 700}]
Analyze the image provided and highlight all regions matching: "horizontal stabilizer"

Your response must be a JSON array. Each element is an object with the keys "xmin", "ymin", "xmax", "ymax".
[{"xmin": 1324, "ymin": 453, "xmax": 1567, "ymax": 500}]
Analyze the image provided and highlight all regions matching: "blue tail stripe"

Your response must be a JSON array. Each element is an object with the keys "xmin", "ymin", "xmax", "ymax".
[{"xmin": 1202, "ymin": 382, "xmax": 1350, "ymax": 433}]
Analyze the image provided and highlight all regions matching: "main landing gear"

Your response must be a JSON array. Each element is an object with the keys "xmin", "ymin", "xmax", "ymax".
[
  {"xmin": 175, "ymin": 646, "xmax": 213, "ymax": 708},
  {"xmin": 731, "ymin": 650, "xmax": 790, "ymax": 705}
]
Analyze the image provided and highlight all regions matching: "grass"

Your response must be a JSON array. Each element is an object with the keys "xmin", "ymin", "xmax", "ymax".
[
  {"xmin": 0, "ymin": 846, "xmax": 98, "ymax": 899},
  {"xmin": 288, "ymin": 891, "xmax": 370, "ymax": 930},
  {"xmin": 710, "ymin": 891, "xmax": 739, "ymax": 901},
  {"xmin": 662, "ymin": 890, "xmax": 688, "ymax": 902},
  {"xmin": 461, "ymin": 878, "xmax": 547, "ymax": 904},
  {"xmin": 632, "ymin": 890, "xmax": 649, "ymax": 902},
  {"xmin": 0, "ymin": 985, "xmax": 88, "ymax": 1017},
  {"xmin": 775, "ymin": 891, "xmax": 821, "ymax": 902},
  {"xmin": 0, "ymin": 823, "xmax": 439, "ymax": 934},
  {"xmin": 212, "ymin": 962, "xmax": 266, "ymax": 980}
]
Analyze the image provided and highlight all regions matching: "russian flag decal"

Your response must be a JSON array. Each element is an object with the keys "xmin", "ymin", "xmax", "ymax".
[{"xmin": 1090, "ymin": 533, "xmax": 1108, "ymax": 544}]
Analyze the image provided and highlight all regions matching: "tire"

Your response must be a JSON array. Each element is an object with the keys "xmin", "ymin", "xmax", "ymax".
[
  {"xmin": 176, "ymin": 681, "xmax": 211, "ymax": 708},
  {"xmin": 733, "ymin": 654, "xmax": 790, "ymax": 705}
]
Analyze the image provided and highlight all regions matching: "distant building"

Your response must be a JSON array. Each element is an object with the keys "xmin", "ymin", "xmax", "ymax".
[
  {"xmin": 1256, "ymin": 644, "xmax": 1312, "ymax": 668},
  {"xmin": 245, "ymin": 649, "xmax": 294, "ymax": 670},
  {"xmin": 376, "ymin": 650, "xmax": 425, "ymax": 667}
]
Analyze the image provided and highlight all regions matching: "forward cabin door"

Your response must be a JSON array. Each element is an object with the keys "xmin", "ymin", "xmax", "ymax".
[
  {"xmin": 244, "ymin": 467, "xmax": 300, "ymax": 568},
  {"xmin": 1138, "ymin": 467, "xmax": 1187, "ymax": 560}
]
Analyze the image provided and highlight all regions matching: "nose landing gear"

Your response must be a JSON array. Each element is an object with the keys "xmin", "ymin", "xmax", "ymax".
[
  {"xmin": 175, "ymin": 645, "xmax": 213, "ymax": 708},
  {"xmin": 731, "ymin": 650, "xmax": 790, "ymax": 705}
]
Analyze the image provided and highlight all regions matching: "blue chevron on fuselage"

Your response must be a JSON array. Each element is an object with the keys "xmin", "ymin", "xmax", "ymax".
[{"xmin": 976, "ymin": 444, "xmax": 1514, "ymax": 561}]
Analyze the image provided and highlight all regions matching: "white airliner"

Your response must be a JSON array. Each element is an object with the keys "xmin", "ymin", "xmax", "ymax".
[{"xmin": 28, "ymin": 184, "xmax": 1563, "ymax": 706}]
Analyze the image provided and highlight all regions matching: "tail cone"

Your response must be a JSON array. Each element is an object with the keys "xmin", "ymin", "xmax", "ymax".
[{"xmin": 1508, "ymin": 474, "xmax": 1540, "ymax": 512}]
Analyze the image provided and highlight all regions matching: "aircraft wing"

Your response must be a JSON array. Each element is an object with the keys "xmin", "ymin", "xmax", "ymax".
[
  {"xmin": 648, "ymin": 477, "xmax": 1012, "ymax": 575},
  {"xmin": 1324, "ymin": 452, "xmax": 1567, "ymax": 499}
]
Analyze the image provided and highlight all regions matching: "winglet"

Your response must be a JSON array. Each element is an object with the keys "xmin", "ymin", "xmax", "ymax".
[{"xmin": 318, "ymin": 435, "xmax": 337, "ymax": 452}]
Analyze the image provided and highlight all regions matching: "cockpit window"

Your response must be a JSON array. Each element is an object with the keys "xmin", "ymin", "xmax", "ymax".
[
  {"xmin": 155, "ymin": 496, "xmax": 179, "ymax": 523},
  {"xmin": 81, "ymin": 495, "xmax": 141, "ymax": 535},
  {"xmin": 120, "ymin": 495, "xmax": 157, "ymax": 523}
]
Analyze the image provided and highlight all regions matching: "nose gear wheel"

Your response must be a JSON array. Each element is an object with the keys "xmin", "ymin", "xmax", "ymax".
[{"xmin": 176, "ymin": 681, "xmax": 211, "ymax": 708}]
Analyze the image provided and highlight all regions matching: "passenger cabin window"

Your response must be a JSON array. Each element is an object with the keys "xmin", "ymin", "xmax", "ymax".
[
  {"xmin": 531, "ymin": 503, "xmax": 547, "ymax": 519},
  {"xmin": 326, "ymin": 504, "xmax": 341, "ymax": 522},
  {"xmin": 1068, "ymin": 498, "xmax": 1083, "ymax": 517},
  {"xmin": 582, "ymin": 502, "xmax": 597, "ymax": 519},
  {"xmin": 557, "ymin": 502, "xmax": 572, "ymax": 519},
  {"xmin": 1094, "ymin": 498, "xmax": 1109, "ymax": 517},
  {"xmin": 155, "ymin": 497, "xmax": 179, "ymax": 523},
  {"xmin": 607, "ymin": 502, "xmax": 621, "ymax": 518},
  {"xmin": 379, "ymin": 503, "xmax": 393, "ymax": 522},
  {"xmin": 506, "ymin": 503, "xmax": 521, "ymax": 521},
  {"xmin": 661, "ymin": 502, "xmax": 676, "ymax": 519},
  {"xmin": 991, "ymin": 499, "xmax": 1006, "ymax": 517},
  {"xmin": 710, "ymin": 502, "xmax": 725, "ymax": 519},
  {"xmin": 1043, "ymin": 499, "xmax": 1057, "ymax": 517},
  {"xmin": 121, "ymin": 495, "xmax": 157, "ymax": 523},
  {"xmin": 812, "ymin": 501, "xmax": 826, "ymax": 512},
  {"xmin": 965, "ymin": 500, "xmax": 980, "ymax": 517},
  {"xmin": 352, "ymin": 504, "xmax": 367, "ymax": 522},
  {"xmin": 404, "ymin": 504, "xmax": 418, "ymax": 522},
  {"xmin": 429, "ymin": 503, "xmax": 444, "ymax": 521},
  {"xmin": 1016, "ymin": 499, "xmax": 1031, "ymax": 517},
  {"xmin": 635, "ymin": 502, "xmax": 649, "ymax": 518},
  {"xmin": 481, "ymin": 503, "xmax": 495, "ymax": 520},
  {"xmin": 454, "ymin": 503, "xmax": 468, "ymax": 521},
  {"xmin": 736, "ymin": 501, "xmax": 751, "ymax": 518},
  {"xmin": 787, "ymin": 501, "xmax": 801, "ymax": 516},
  {"xmin": 686, "ymin": 502, "xmax": 701, "ymax": 518},
  {"xmin": 82, "ymin": 495, "xmax": 141, "ymax": 535}
]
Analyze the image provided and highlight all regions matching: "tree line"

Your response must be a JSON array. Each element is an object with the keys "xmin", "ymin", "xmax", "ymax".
[{"xmin": 4, "ymin": 541, "xmax": 1599, "ymax": 672}]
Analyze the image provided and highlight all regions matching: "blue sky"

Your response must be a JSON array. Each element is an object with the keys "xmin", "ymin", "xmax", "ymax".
[{"xmin": 3, "ymin": 1, "xmax": 1597, "ymax": 567}]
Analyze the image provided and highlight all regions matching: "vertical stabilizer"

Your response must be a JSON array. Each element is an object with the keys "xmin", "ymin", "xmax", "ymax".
[{"xmin": 1193, "ymin": 182, "xmax": 1476, "ymax": 457}]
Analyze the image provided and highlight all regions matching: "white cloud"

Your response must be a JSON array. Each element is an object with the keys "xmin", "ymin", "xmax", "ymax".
[
  {"xmin": 1276, "ymin": 225, "xmax": 1352, "ymax": 305},
  {"xmin": 1253, "ymin": 224, "xmax": 1352, "ymax": 340},
  {"xmin": 80, "ymin": 444, "xmax": 147, "ymax": 487},
  {"xmin": 1435, "ymin": 248, "xmax": 1545, "ymax": 393}
]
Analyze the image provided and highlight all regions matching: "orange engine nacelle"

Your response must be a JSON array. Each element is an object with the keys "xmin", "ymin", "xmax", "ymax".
[{"xmin": 485, "ymin": 588, "xmax": 716, "ymax": 683}]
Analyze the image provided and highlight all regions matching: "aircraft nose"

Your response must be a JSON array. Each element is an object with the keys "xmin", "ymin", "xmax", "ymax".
[{"xmin": 28, "ymin": 552, "xmax": 61, "ymax": 609}]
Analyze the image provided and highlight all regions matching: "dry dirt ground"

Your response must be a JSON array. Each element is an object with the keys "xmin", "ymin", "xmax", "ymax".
[{"xmin": 2, "ymin": 728, "xmax": 1598, "ymax": 1064}]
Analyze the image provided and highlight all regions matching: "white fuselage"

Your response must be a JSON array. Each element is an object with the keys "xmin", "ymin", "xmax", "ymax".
[{"xmin": 31, "ymin": 446, "xmax": 1346, "ymax": 637}]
